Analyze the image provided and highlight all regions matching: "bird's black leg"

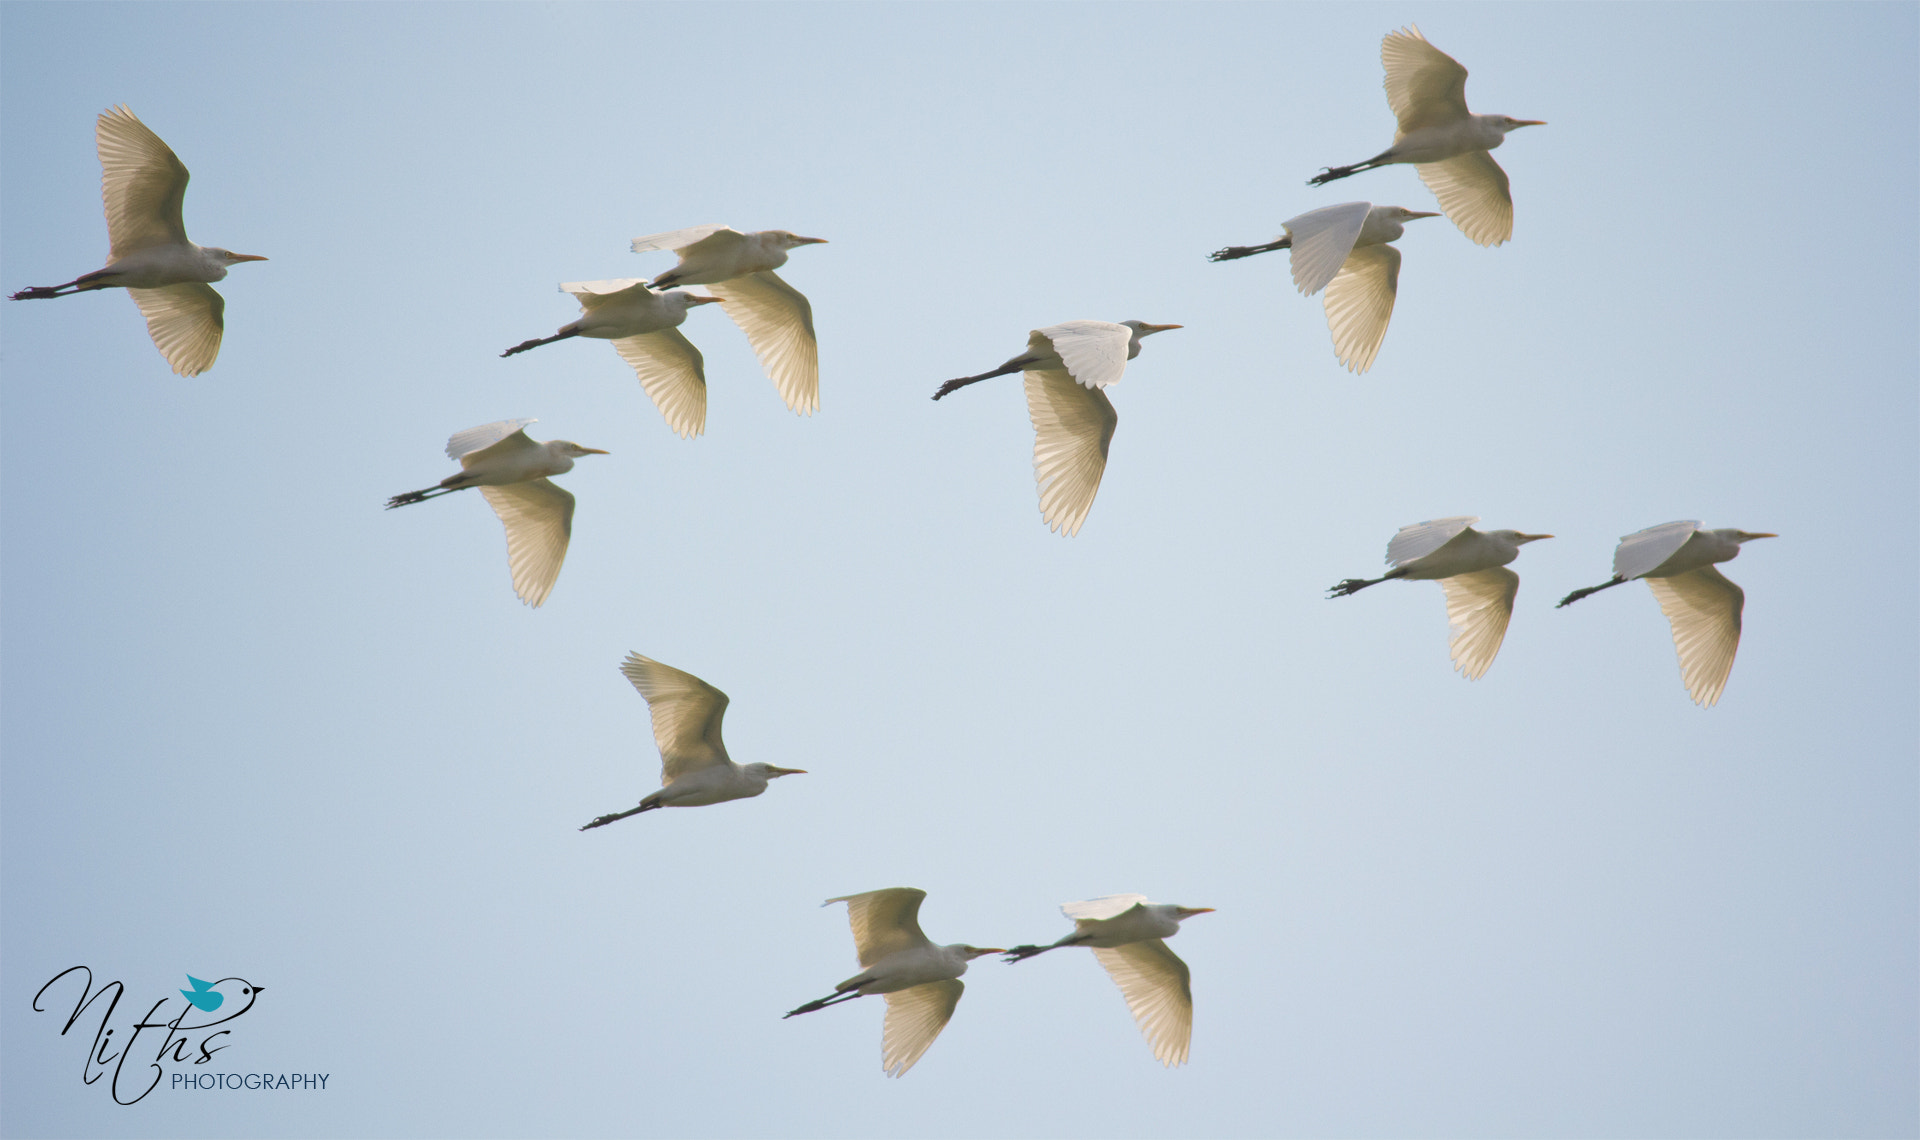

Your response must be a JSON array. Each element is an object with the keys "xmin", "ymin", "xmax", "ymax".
[
  {"xmin": 1327, "ymin": 569, "xmax": 1405, "ymax": 599},
  {"xmin": 384, "ymin": 484, "xmax": 470, "ymax": 509},
  {"xmin": 501, "ymin": 329, "xmax": 579, "ymax": 358},
  {"xmin": 1555, "ymin": 577, "xmax": 1626, "ymax": 608},
  {"xmin": 1308, "ymin": 159, "xmax": 1381, "ymax": 187},
  {"xmin": 578, "ymin": 801, "xmax": 662, "ymax": 831},
  {"xmin": 1209, "ymin": 237, "xmax": 1292, "ymax": 262},
  {"xmin": 783, "ymin": 990, "xmax": 865, "ymax": 1018},
  {"xmin": 1003, "ymin": 934, "xmax": 1088, "ymax": 963},
  {"xmin": 932, "ymin": 361, "xmax": 1028, "ymax": 401}
]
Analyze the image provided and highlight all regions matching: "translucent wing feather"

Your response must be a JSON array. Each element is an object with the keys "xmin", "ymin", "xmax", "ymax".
[
  {"xmin": 478, "ymin": 479, "xmax": 573, "ymax": 608},
  {"xmin": 126, "ymin": 283, "xmax": 223, "ymax": 376},
  {"xmin": 96, "ymin": 105, "xmax": 189, "ymax": 256},
  {"xmin": 1417, "ymin": 151, "xmax": 1513, "ymax": 247},
  {"xmin": 1387, "ymin": 516, "xmax": 1477, "ymax": 567},
  {"xmin": 629, "ymin": 224, "xmax": 737, "ymax": 254},
  {"xmin": 1061, "ymin": 894, "xmax": 1149, "ymax": 922},
  {"xmin": 1439, "ymin": 567, "xmax": 1519, "ymax": 681},
  {"xmin": 445, "ymin": 419, "xmax": 537, "ymax": 462},
  {"xmin": 561, "ymin": 279, "xmax": 651, "ymax": 305},
  {"xmin": 1091, "ymin": 940, "xmax": 1194, "ymax": 1067},
  {"xmin": 1282, "ymin": 201, "xmax": 1371, "ymax": 296},
  {"xmin": 1647, "ymin": 567, "xmax": 1744, "ymax": 707},
  {"xmin": 618, "ymin": 653, "xmax": 731, "ymax": 780},
  {"xmin": 1382, "ymin": 26, "xmax": 1470, "ymax": 134},
  {"xmin": 611, "ymin": 329, "xmax": 708, "ymax": 439},
  {"xmin": 707, "ymin": 271, "xmax": 818, "ymax": 415},
  {"xmin": 1613, "ymin": 521, "xmax": 1702, "ymax": 581},
  {"xmin": 1321, "ymin": 244, "xmax": 1400, "ymax": 373},
  {"xmin": 880, "ymin": 980, "xmax": 962, "ymax": 1078},
  {"xmin": 1037, "ymin": 320, "xmax": 1132, "ymax": 390},
  {"xmin": 1024, "ymin": 370, "xmax": 1118, "ymax": 537},
  {"xmin": 828, "ymin": 888, "xmax": 932, "ymax": 967}
]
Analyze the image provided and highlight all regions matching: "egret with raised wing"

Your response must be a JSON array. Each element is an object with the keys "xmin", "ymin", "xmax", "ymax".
[
  {"xmin": 385, "ymin": 419, "xmax": 606, "ymax": 608},
  {"xmin": 1211, "ymin": 202, "xmax": 1437, "ymax": 373},
  {"xmin": 580, "ymin": 653, "xmax": 805, "ymax": 829},
  {"xmin": 1310, "ymin": 27, "xmax": 1543, "ymax": 247},
  {"xmin": 1004, "ymin": 895, "xmax": 1212, "ymax": 1067},
  {"xmin": 932, "ymin": 319, "xmax": 1180, "ymax": 536},
  {"xmin": 10, "ymin": 105, "xmax": 266, "ymax": 376},
  {"xmin": 1557, "ymin": 522, "xmax": 1776, "ymax": 707},
  {"xmin": 630, "ymin": 225, "xmax": 826, "ymax": 416},
  {"xmin": 1329, "ymin": 516, "xmax": 1552, "ymax": 679},
  {"xmin": 502, "ymin": 281, "xmax": 720, "ymax": 438},
  {"xmin": 783, "ymin": 888, "xmax": 1002, "ymax": 1078}
]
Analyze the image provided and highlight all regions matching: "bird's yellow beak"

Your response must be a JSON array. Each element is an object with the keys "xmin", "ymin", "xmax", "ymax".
[
  {"xmin": 579, "ymin": 447, "xmax": 611, "ymax": 455},
  {"xmin": 768, "ymin": 766, "xmax": 808, "ymax": 776},
  {"xmin": 1520, "ymin": 533, "xmax": 1554, "ymax": 543},
  {"xmin": 688, "ymin": 295, "xmax": 724, "ymax": 306},
  {"xmin": 1144, "ymin": 323, "xmax": 1184, "ymax": 333},
  {"xmin": 229, "ymin": 253, "xmax": 269, "ymax": 262},
  {"xmin": 1180, "ymin": 907, "xmax": 1216, "ymax": 917},
  {"xmin": 1745, "ymin": 532, "xmax": 1779, "ymax": 540},
  {"xmin": 1406, "ymin": 211, "xmax": 1442, "ymax": 220},
  {"xmin": 1514, "ymin": 119, "xmax": 1546, "ymax": 127},
  {"xmin": 794, "ymin": 235, "xmax": 829, "ymax": 245}
]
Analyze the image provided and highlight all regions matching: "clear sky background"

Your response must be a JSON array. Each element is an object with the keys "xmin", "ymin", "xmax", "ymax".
[{"xmin": 2, "ymin": 3, "xmax": 1914, "ymax": 1137}]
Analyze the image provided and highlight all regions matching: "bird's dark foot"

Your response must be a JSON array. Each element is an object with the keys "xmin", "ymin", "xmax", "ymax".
[
  {"xmin": 1209, "ymin": 246, "xmax": 1253, "ymax": 262},
  {"xmin": 1555, "ymin": 589, "xmax": 1594, "ymax": 609},
  {"xmin": 931, "ymin": 378, "xmax": 973, "ymax": 400},
  {"xmin": 1001, "ymin": 945, "xmax": 1049, "ymax": 963},
  {"xmin": 501, "ymin": 340, "xmax": 539, "ymax": 357},
  {"xmin": 651, "ymin": 274, "xmax": 680, "ymax": 290},
  {"xmin": 1326, "ymin": 578, "xmax": 1372, "ymax": 599},
  {"xmin": 384, "ymin": 491, "xmax": 427, "ymax": 509},
  {"xmin": 10, "ymin": 286, "xmax": 61, "ymax": 300},
  {"xmin": 1308, "ymin": 166, "xmax": 1356, "ymax": 187}
]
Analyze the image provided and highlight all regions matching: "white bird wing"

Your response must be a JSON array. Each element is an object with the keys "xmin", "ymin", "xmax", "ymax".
[
  {"xmin": 1090, "ymin": 940, "xmax": 1194, "ymax": 1067},
  {"xmin": 880, "ymin": 980, "xmax": 962, "ymax": 1078},
  {"xmin": 1613, "ymin": 521, "xmax": 1702, "ymax": 581},
  {"xmin": 1320, "ymin": 244, "xmax": 1400, "ymax": 374},
  {"xmin": 478, "ymin": 479, "xmax": 574, "ymax": 608},
  {"xmin": 561, "ymin": 279, "xmax": 651, "ymax": 304},
  {"xmin": 611, "ymin": 329, "xmax": 708, "ymax": 439},
  {"xmin": 1382, "ymin": 26, "xmax": 1470, "ymax": 134},
  {"xmin": 1646, "ymin": 566, "xmax": 1744, "ymax": 707},
  {"xmin": 1061, "ymin": 895, "xmax": 1150, "ymax": 922},
  {"xmin": 1037, "ymin": 320, "xmax": 1132, "ymax": 390},
  {"xmin": 445, "ymin": 419, "xmax": 537, "ymax": 462},
  {"xmin": 707, "ymin": 270, "xmax": 818, "ymax": 415},
  {"xmin": 1386, "ymin": 516, "xmax": 1478, "ymax": 567},
  {"xmin": 1024, "ymin": 369, "xmax": 1118, "ymax": 537},
  {"xmin": 1439, "ymin": 567, "xmax": 1519, "ymax": 681},
  {"xmin": 1282, "ymin": 201, "xmax": 1372, "ymax": 295},
  {"xmin": 1417, "ymin": 151, "xmax": 1514, "ymax": 247},
  {"xmin": 96, "ymin": 105, "xmax": 189, "ymax": 256},
  {"xmin": 630, "ymin": 224, "xmax": 740, "ymax": 255},
  {"xmin": 828, "ymin": 888, "xmax": 933, "ymax": 967},
  {"xmin": 617, "ymin": 653, "xmax": 731, "ymax": 780},
  {"xmin": 125, "ymin": 283, "xmax": 223, "ymax": 376}
]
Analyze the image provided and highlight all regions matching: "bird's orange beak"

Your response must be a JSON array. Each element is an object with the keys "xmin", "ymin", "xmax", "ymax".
[
  {"xmin": 229, "ymin": 253, "xmax": 269, "ymax": 262},
  {"xmin": 793, "ymin": 235, "xmax": 829, "ymax": 245},
  {"xmin": 1144, "ymin": 323, "xmax": 1184, "ymax": 333},
  {"xmin": 1745, "ymin": 532, "xmax": 1779, "ymax": 540},
  {"xmin": 768, "ymin": 766, "xmax": 808, "ymax": 776},
  {"xmin": 687, "ymin": 295, "xmax": 723, "ymax": 306},
  {"xmin": 1179, "ymin": 907, "xmax": 1216, "ymax": 918},
  {"xmin": 1513, "ymin": 119, "xmax": 1546, "ymax": 127},
  {"xmin": 579, "ymin": 447, "xmax": 611, "ymax": 455},
  {"xmin": 1519, "ymin": 533, "xmax": 1554, "ymax": 543}
]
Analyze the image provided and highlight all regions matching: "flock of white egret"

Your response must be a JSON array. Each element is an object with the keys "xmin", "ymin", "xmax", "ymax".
[{"xmin": 8, "ymin": 23, "xmax": 1779, "ymax": 1077}]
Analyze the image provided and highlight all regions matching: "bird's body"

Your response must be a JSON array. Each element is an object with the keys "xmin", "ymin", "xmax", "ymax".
[
  {"xmin": 1329, "ymin": 516, "xmax": 1552, "ymax": 680},
  {"xmin": 933, "ymin": 319, "xmax": 1181, "ymax": 536},
  {"xmin": 630, "ymin": 225, "xmax": 826, "ymax": 415},
  {"xmin": 580, "ymin": 653, "xmax": 804, "ymax": 830},
  {"xmin": 10, "ymin": 106, "xmax": 267, "ymax": 376},
  {"xmin": 1004, "ymin": 895, "xmax": 1212, "ymax": 1067},
  {"xmin": 385, "ymin": 419, "xmax": 606, "ymax": 608},
  {"xmin": 503, "ymin": 281, "xmax": 720, "ymax": 438},
  {"xmin": 1309, "ymin": 27, "xmax": 1543, "ymax": 247},
  {"xmin": 1557, "ymin": 522, "xmax": 1775, "ymax": 706},
  {"xmin": 1211, "ymin": 202, "xmax": 1438, "ymax": 373},
  {"xmin": 784, "ymin": 888, "xmax": 1002, "ymax": 1078}
]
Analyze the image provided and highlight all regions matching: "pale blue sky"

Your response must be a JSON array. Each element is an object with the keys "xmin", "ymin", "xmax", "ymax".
[{"xmin": 3, "ymin": 3, "xmax": 1915, "ymax": 1137}]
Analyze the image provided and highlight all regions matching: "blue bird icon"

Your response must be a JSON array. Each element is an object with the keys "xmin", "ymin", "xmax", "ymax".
[{"xmin": 181, "ymin": 975, "xmax": 224, "ymax": 1012}]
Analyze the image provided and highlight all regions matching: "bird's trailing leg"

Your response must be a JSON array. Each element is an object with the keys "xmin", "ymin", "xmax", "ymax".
[
  {"xmin": 384, "ymin": 484, "xmax": 471, "ymax": 509},
  {"xmin": 1002, "ymin": 933, "xmax": 1090, "ymax": 963},
  {"xmin": 578, "ymin": 801, "xmax": 663, "ymax": 831},
  {"xmin": 1308, "ymin": 159, "xmax": 1384, "ymax": 187},
  {"xmin": 932, "ymin": 361, "xmax": 1029, "ymax": 401},
  {"xmin": 501, "ymin": 329, "xmax": 579, "ymax": 358},
  {"xmin": 1209, "ymin": 237, "xmax": 1292, "ymax": 262},
  {"xmin": 783, "ymin": 989, "xmax": 866, "ymax": 1018},
  {"xmin": 1327, "ymin": 569, "xmax": 1406, "ymax": 598},
  {"xmin": 10, "ymin": 268, "xmax": 118, "ymax": 300},
  {"xmin": 1555, "ymin": 577, "xmax": 1626, "ymax": 608}
]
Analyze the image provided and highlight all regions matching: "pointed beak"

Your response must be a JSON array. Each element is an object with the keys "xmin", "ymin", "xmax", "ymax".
[
  {"xmin": 1179, "ymin": 907, "xmax": 1216, "ymax": 918},
  {"xmin": 1142, "ymin": 323, "xmax": 1184, "ymax": 335},
  {"xmin": 1519, "ymin": 533, "xmax": 1554, "ymax": 544},
  {"xmin": 229, "ymin": 253, "xmax": 268, "ymax": 263},
  {"xmin": 1743, "ymin": 532, "xmax": 1779, "ymax": 541},
  {"xmin": 1406, "ymin": 211, "xmax": 1442, "ymax": 220},
  {"xmin": 579, "ymin": 447, "xmax": 611, "ymax": 455},
  {"xmin": 768, "ymin": 766, "xmax": 808, "ymax": 777},
  {"xmin": 793, "ymin": 236, "xmax": 829, "ymax": 245},
  {"xmin": 1513, "ymin": 119, "xmax": 1546, "ymax": 127},
  {"xmin": 687, "ymin": 295, "xmax": 723, "ymax": 306}
]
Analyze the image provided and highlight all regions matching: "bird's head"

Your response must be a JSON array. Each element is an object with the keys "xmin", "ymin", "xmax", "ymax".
[
  {"xmin": 769, "ymin": 231, "xmax": 829, "ymax": 250},
  {"xmin": 1496, "ymin": 116, "xmax": 1546, "ymax": 134},
  {"xmin": 745, "ymin": 763, "xmax": 808, "ymax": 780},
  {"xmin": 209, "ymin": 249, "xmax": 268, "ymax": 266},
  {"xmin": 554, "ymin": 442, "xmax": 610, "ymax": 458}
]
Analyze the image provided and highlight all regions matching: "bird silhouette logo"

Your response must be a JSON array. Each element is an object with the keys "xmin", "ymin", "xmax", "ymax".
[{"xmin": 179, "ymin": 976, "xmax": 224, "ymax": 1013}]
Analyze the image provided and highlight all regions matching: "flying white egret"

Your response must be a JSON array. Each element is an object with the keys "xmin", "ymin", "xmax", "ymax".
[
  {"xmin": 1004, "ymin": 895, "xmax": 1212, "ymax": 1067},
  {"xmin": 9, "ymin": 105, "xmax": 266, "ymax": 376},
  {"xmin": 385, "ymin": 419, "xmax": 607, "ymax": 608},
  {"xmin": 1329, "ymin": 516, "xmax": 1552, "ymax": 680},
  {"xmin": 783, "ymin": 888, "xmax": 1003, "ymax": 1078},
  {"xmin": 502, "ymin": 281, "xmax": 721, "ymax": 439},
  {"xmin": 932, "ymin": 319, "xmax": 1181, "ymax": 536},
  {"xmin": 1310, "ymin": 26, "xmax": 1544, "ymax": 247},
  {"xmin": 1211, "ymin": 202, "xmax": 1438, "ymax": 373},
  {"xmin": 1557, "ymin": 522, "xmax": 1776, "ymax": 707},
  {"xmin": 630, "ymin": 225, "xmax": 826, "ymax": 416},
  {"xmin": 580, "ymin": 653, "xmax": 806, "ymax": 830}
]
